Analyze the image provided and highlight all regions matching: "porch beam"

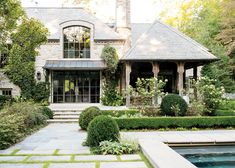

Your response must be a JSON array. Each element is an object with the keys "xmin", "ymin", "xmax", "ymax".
[
  {"xmin": 193, "ymin": 65, "xmax": 198, "ymax": 99},
  {"xmin": 177, "ymin": 62, "xmax": 185, "ymax": 96},
  {"xmin": 125, "ymin": 61, "xmax": 131, "ymax": 106}
]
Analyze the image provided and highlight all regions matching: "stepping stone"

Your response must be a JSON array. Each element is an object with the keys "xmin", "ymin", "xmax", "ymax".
[
  {"xmin": 16, "ymin": 150, "xmax": 54, "ymax": 155},
  {"xmin": 0, "ymin": 156, "xmax": 26, "ymax": 162},
  {"xmin": 49, "ymin": 163, "xmax": 95, "ymax": 168},
  {"xmin": 58, "ymin": 149, "xmax": 90, "ymax": 154},
  {"xmin": 29, "ymin": 156, "xmax": 70, "ymax": 161},
  {"xmin": 0, "ymin": 164, "xmax": 43, "ymax": 168},
  {"xmin": 120, "ymin": 154, "xmax": 141, "ymax": 160},
  {"xmin": 75, "ymin": 155, "xmax": 117, "ymax": 161},
  {"xmin": 100, "ymin": 162, "xmax": 147, "ymax": 168}
]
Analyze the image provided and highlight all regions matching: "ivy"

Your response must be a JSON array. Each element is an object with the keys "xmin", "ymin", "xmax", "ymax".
[{"xmin": 101, "ymin": 44, "xmax": 124, "ymax": 106}]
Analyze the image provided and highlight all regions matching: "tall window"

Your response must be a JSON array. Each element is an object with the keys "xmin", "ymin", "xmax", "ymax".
[{"xmin": 63, "ymin": 26, "xmax": 90, "ymax": 58}]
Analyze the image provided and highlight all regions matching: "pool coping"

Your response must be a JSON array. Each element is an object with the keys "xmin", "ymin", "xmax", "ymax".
[{"xmin": 139, "ymin": 139, "xmax": 197, "ymax": 168}]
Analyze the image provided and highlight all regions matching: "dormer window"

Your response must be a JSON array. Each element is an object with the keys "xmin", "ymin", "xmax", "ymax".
[{"xmin": 63, "ymin": 26, "xmax": 90, "ymax": 58}]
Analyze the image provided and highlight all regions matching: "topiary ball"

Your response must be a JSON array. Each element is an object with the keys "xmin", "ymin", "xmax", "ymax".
[
  {"xmin": 160, "ymin": 94, "xmax": 188, "ymax": 116},
  {"xmin": 86, "ymin": 115, "xmax": 119, "ymax": 147},
  {"xmin": 40, "ymin": 106, "xmax": 53, "ymax": 119},
  {"xmin": 79, "ymin": 106, "xmax": 101, "ymax": 130}
]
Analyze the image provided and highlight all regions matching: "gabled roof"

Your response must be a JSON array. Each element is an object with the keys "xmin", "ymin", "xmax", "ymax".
[
  {"xmin": 25, "ymin": 7, "xmax": 124, "ymax": 41},
  {"xmin": 123, "ymin": 20, "xmax": 218, "ymax": 61}
]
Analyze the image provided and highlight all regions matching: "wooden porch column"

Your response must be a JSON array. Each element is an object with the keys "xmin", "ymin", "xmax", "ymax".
[
  {"xmin": 177, "ymin": 62, "xmax": 185, "ymax": 96},
  {"xmin": 152, "ymin": 62, "xmax": 160, "ymax": 77},
  {"xmin": 193, "ymin": 65, "xmax": 198, "ymax": 99},
  {"xmin": 126, "ymin": 62, "xmax": 131, "ymax": 106},
  {"xmin": 152, "ymin": 62, "xmax": 160, "ymax": 105}
]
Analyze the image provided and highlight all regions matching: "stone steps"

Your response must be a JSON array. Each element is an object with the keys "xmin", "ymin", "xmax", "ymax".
[
  {"xmin": 53, "ymin": 115, "xmax": 79, "ymax": 119},
  {"xmin": 47, "ymin": 119, "xmax": 78, "ymax": 123}
]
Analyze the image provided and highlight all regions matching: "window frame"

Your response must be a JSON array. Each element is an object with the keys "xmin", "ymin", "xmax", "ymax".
[
  {"xmin": 63, "ymin": 26, "xmax": 91, "ymax": 59},
  {"xmin": 1, "ymin": 88, "xmax": 12, "ymax": 97}
]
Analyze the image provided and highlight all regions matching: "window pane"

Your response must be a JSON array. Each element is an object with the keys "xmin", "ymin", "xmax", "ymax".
[{"xmin": 63, "ymin": 26, "xmax": 90, "ymax": 59}]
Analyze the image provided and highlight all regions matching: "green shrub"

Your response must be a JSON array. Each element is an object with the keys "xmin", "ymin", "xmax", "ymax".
[
  {"xmin": 33, "ymin": 82, "xmax": 50, "ymax": 102},
  {"xmin": 140, "ymin": 106, "xmax": 161, "ymax": 117},
  {"xmin": 0, "ymin": 102, "xmax": 47, "ymax": 149},
  {"xmin": 92, "ymin": 140, "xmax": 138, "ymax": 155},
  {"xmin": 0, "ymin": 95, "xmax": 13, "ymax": 110},
  {"xmin": 160, "ymin": 94, "xmax": 188, "ymax": 116},
  {"xmin": 215, "ymin": 109, "xmax": 235, "ymax": 116},
  {"xmin": 101, "ymin": 109, "xmax": 140, "ymax": 117},
  {"xmin": 79, "ymin": 106, "xmax": 101, "ymax": 130},
  {"xmin": 115, "ymin": 116, "xmax": 235, "ymax": 130},
  {"xmin": 40, "ymin": 106, "xmax": 53, "ymax": 119},
  {"xmin": 187, "ymin": 101, "xmax": 205, "ymax": 116},
  {"xmin": 87, "ymin": 115, "xmax": 119, "ymax": 147}
]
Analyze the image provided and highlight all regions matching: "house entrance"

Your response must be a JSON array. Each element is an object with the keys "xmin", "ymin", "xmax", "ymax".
[{"xmin": 52, "ymin": 71, "xmax": 100, "ymax": 103}]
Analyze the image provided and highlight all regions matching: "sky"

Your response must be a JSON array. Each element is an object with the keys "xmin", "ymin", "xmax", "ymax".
[{"xmin": 20, "ymin": 0, "xmax": 179, "ymax": 23}]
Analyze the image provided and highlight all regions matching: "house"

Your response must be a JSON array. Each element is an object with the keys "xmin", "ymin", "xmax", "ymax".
[{"xmin": 0, "ymin": 0, "xmax": 218, "ymax": 106}]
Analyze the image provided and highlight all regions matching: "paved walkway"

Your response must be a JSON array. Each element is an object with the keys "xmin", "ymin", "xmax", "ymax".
[
  {"xmin": 0, "ymin": 124, "xmax": 148, "ymax": 168},
  {"xmin": 1, "ymin": 124, "xmax": 235, "ymax": 168}
]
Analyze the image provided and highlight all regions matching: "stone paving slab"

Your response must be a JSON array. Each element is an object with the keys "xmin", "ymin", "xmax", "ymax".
[
  {"xmin": 16, "ymin": 150, "xmax": 55, "ymax": 155},
  {"xmin": 180, "ymin": 134, "xmax": 214, "ymax": 143},
  {"xmin": 204, "ymin": 133, "xmax": 235, "ymax": 142},
  {"xmin": 49, "ymin": 163, "xmax": 95, "ymax": 168},
  {"xmin": 0, "ymin": 156, "xmax": 26, "ymax": 162},
  {"xmin": 100, "ymin": 162, "xmax": 147, "ymax": 168},
  {"xmin": 29, "ymin": 156, "xmax": 71, "ymax": 161},
  {"xmin": 58, "ymin": 149, "xmax": 90, "ymax": 154},
  {"xmin": 75, "ymin": 155, "xmax": 117, "ymax": 161},
  {"xmin": 0, "ymin": 150, "xmax": 13, "ymax": 155},
  {"xmin": 158, "ymin": 134, "xmax": 191, "ymax": 143},
  {"xmin": 120, "ymin": 154, "xmax": 141, "ymax": 160},
  {"xmin": 0, "ymin": 164, "xmax": 43, "ymax": 168}
]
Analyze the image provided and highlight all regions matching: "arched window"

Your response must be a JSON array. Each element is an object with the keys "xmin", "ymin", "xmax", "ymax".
[{"xmin": 63, "ymin": 26, "xmax": 90, "ymax": 58}]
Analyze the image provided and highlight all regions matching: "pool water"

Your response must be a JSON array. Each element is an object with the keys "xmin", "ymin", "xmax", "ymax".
[{"xmin": 173, "ymin": 146, "xmax": 235, "ymax": 168}]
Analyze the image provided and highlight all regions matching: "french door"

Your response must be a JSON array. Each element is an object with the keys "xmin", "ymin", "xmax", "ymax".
[{"xmin": 53, "ymin": 71, "xmax": 100, "ymax": 103}]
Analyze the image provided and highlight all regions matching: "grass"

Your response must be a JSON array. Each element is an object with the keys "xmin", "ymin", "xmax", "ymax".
[{"xmin": 0, "ymin": 152, "xmax": 153, "ymax": 167}]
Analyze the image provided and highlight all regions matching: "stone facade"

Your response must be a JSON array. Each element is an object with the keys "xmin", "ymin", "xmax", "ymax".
[{"xmin": 0, "ymin": 71, "xmax": 21, "ymax": 97}]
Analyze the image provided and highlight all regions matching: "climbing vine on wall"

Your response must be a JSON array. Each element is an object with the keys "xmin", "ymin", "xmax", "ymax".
[{"xmin": 101, "ymin": 44, "xmax": 124, "ymax": 106}]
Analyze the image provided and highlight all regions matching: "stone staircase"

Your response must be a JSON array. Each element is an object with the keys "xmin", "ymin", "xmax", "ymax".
[
  {"xmin": 47, "ymin": 103, "xmax": 128, "ymax": 123},
  {"xmin": 47, "ymin": 110, "xmax": 81, "ymax": 123}
]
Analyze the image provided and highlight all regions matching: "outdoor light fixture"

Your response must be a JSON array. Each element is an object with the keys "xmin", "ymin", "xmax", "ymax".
[{"xmin": 36, "ymin": 71, "xmax": 41, "ymax": 81}]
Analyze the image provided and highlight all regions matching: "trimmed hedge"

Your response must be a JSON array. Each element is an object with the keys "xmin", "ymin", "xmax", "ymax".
[
  {"xmin": 215, "ymin": 109, "xmax": 235, "ymax": 116},
  {"xmin": 101, "ymin": 109, "xmax": 140, "ymax": 117},
  {"xmin": 115, "ymin": 116, "xmax": 235, "ymax": 130}
]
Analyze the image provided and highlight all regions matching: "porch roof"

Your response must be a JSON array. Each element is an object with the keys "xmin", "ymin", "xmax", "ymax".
[
  {"xmin": 122, "ymin": 20, "xmax": 219, "ymax": 61},
  {"xmin": 43, "ymin": 60, "xmax": 107, "ymax": 70}
]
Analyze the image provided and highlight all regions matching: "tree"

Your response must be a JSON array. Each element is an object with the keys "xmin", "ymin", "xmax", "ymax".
[
  {"xmin": 1, "ymin": 0, "xmax": 49, "ymax": 99},
  {"xmin": 5, "ymin": 18, "xmax": 48, "ymax": 98},
  {"xmin": 0, "ymin": 0, "xmax": 24, "ymax": 53},
  {"xmin": 161, "ymin": 0, "xmax": 235, "ymax": 92}
]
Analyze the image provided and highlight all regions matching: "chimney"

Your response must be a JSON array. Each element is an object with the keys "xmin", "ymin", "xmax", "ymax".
[{"xmin": 115, "ymin": 0, "xmax": 131, "ymax": 49}]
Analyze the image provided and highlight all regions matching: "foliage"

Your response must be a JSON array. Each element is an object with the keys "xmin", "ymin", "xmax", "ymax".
[
  {"xmin": 215, "ymin": 109, "xmax": 235, "ymax": 116},
  {"xmin": 0, "ymin": 95, "xmax": 13, "ymax": 110},
  {"xmin": 79, "ymin": 106, "xmax": 101, "ymax": 130},
  {"xmin": 187, "ymin": 101, "xmax": 205, "ymax": 116},
  {"xmin": 195, "ymin": 77, "xmax": 225, "ymax": 115},
  {"xmin": 0, "ymin": 101, "xmax": 47, "ymax": 149},
  {"xmin": 86, "ymin": 115, "xmax": 119, "ymax": 147},
  {"xmin": 101, "ymin": 80, "xmax": 124, "ymax": 106},
  {"xmin": 5, "ymin": 18, "xmax": 48, "ymax": 99},
  {"xmin": 40, "ymin": 106, "xmax": 53, "ymax": 119},
  {"xmin": 161, "ymin": 0, "xmax": 235, "ymax": 92},
  {"xmin": 160, "ymin": 94, "xmax": 188, "ymax": 116},
  {"xmin": 140, "ymin": 106, "xmax": 161, "ymax": 117},
  {"xmin": 101, "ymin": 44, "xmax": 123, "ymax": 106},
  {"xmin": 92, "ymin": 140, "xmax": 138, "ymax": 155},
  {"xmin": 101, "ymin": 109, "xmax": 140, "ymax": 118},
  {"xmin": 33, "ymin": 82, "xmax": 50, "ymax": 103},
  {"xmin": 0, "ymin": 0, "xmax": 24, "ymax": 53},
  {"xmin": 115, "ymin": 116, "xmax": 235, "ymax": 130},
  {"xmin": 101, "ymin": 44, "xmax": 119, "ymax": 73}
]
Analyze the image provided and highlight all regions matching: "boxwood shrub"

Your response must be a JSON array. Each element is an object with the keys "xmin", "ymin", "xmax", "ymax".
[
  {"xmin": 79, "ymin": 106, "xmax": 101, "ymax": 130},
  {"xmin": 87, "ymin": 115, "xmax": 119, "ymax": 147},
  {"xmin": 115, "ymin": 116, "xmax": 235, "ymax": 130}
]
